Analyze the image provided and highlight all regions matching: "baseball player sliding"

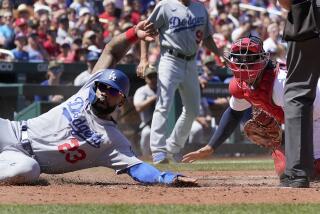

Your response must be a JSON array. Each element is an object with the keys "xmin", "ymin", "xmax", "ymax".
[
  {"xmin": 0, "ymin": 20, "xmax": 196, "ymax": 187},
  {"xmin": 182, "ymin": 36, "xmax": 320, "ymax": 180},
  {"xmin": 137, "ymin": 0, "xmax": 224, "ymax": 164}
]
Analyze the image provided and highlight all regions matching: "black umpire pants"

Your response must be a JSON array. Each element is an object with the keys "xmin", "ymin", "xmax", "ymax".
[{"xmin": 285, "ymin": 26, "xmax": 320, "ymax": 177}]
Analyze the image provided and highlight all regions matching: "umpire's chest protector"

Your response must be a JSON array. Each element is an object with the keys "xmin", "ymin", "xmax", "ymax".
[{"xmin": 229, "ymin": 69, "xmax": 284, "ymax": 124}]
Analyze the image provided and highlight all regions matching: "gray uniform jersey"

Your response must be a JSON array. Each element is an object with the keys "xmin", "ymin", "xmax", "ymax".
[
  {"xmin": 148, "ymin": 0, "xmax": 213, "ymax": 56},
  {"xmin": 133, "ymin": 85, "xmax": 156, "ymax": 127},
  {"xmin": 18, "ymin": 71, "xmax": 141, "ymax": 174}
]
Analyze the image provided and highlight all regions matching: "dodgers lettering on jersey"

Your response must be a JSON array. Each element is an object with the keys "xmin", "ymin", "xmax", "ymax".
[
  {"xmin": 169, "ymin": 15, "xmax": 205, "ymax": 32},
  {"xmin": 63, "ymin": 96, "xmax": 104, "ymax": 148}
]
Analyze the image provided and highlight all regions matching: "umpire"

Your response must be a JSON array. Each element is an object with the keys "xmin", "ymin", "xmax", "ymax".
[{"xmin": 278, "ymin": 0, "xmax": 320, "ymax": 187}]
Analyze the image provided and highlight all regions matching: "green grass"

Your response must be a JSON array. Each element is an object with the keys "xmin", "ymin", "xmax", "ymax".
[
  {"xmin": 1, "ymin": 204, "xmax": 320, "ymax": 214},
  {"xmin": 154, "ymin": 159, "xmax": 274, "ymax": 172},
  {"xmin": 0, "ymin": 159, "xmax": 301, "ymax": 214}
]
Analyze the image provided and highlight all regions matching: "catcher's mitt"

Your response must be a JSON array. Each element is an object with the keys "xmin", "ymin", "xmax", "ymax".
[
  {"xmin": 170, "ymin": 176, "xmax": 199, "ymax": 187},
  {"xmin": 243, "ymin": 107, "xmax": 282, "ymax": 149}
]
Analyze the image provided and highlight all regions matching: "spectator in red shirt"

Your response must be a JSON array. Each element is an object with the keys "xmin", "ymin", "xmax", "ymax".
[
  {"xmin": 56, "ymin": 40, "xmax": 74, "ymax": 63},
  {"xmin": 43, "ymin": 27, "xmax": 60, "ymax": 59},
  {"xmin": 130, "ymin": 0, "xmax": 141, "ymax": 25},
  {"xmin": 14, "ymin": 18, "xmax": 29, "ymax": 36},
  {"xmin": 99, "ymin": 0, "xmax": 116, "ymax": 24},
  {"xmin": 37, "ymin": 13, "xmax": 51, "ymax": 43},
  {"xmin": 71, "ymin": 37, "xmax": 86, "ymax": 62}
]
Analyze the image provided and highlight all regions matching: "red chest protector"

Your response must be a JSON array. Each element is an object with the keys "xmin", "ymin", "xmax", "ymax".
[{"xmin": 229, "ymin": 68, "xmax": 284, "ymax": 124}]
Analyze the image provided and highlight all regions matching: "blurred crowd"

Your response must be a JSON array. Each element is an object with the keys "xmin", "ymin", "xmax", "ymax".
[
  {"xmin": 0, "ymin": 0, "xmax": 290, "ymax": 106},
  {"xmin": 0, "ymin": 0, "xmax": 291, "ymax": 151},
  {"xmin": 0, "ymin": 0, "xmax": 156, "ymax": 63},
  {"xmin": 0, "ymin": 0, "xmax": 288, "ymax": 78}
]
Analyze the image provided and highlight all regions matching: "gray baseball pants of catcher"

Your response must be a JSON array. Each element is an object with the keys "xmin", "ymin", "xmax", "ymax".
[{"xmin": 150, "ymin": 53, "xmax": 200, "ymax": 156}]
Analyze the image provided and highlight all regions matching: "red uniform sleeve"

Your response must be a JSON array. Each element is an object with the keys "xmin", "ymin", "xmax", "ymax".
[{"xmin": 229, "ymin": 78, "xmax": 244, "ymax": 99}]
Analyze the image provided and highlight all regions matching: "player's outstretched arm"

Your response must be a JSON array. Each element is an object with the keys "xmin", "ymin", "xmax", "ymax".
[
  {"xmin": 182, "ymin": 107, "xmax": 246, "ymax": 163},
  {"xmin": 182, "ymin": 145, "xmax": 214, "ymax": 163},
  {"xmin": 126, "ymin": 162, "xmax": 198, "ymax": 187},
  {"xmin": 92, "ymin": 20, "xmax": 156, "ymax": 74}
]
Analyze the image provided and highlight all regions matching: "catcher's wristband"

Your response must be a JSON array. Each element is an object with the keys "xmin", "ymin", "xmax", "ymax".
[{"xmin": 125, "ymin": 26, "xmax": 138, "ymax": 44}]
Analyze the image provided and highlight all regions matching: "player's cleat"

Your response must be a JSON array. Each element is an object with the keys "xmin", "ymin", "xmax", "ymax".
[
  {"xmin": 279, "ymin": 174, "xmax": 310, "ymax": 188},
  {"xmin": 153, "ymin": 152, "xmax": 169, "ymax": 164},
  {"xmin": 271, "ymin": 148, "xmax": 286, "ymax": 176}
]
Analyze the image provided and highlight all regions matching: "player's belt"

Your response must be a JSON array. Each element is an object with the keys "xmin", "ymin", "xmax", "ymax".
[
  {"xmin": 20, "ymin": 121, "xmax": 36, "ymax": 159},
  {"xmin": 166, "ymin": 49, "xmax": 195, "ymax": 61}
]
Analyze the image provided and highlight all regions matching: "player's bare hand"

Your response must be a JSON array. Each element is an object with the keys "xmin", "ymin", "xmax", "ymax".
[
  {"xmin": 135, "ymin": 20, "xmax": 158, "ymax": 42},
  {"xmin": 136, "ymin": 60, "xmax": 149, "ymax": 78},
  {"xmin": 182, "ymin": 145, "xmax": 214, "ymax": 163}
]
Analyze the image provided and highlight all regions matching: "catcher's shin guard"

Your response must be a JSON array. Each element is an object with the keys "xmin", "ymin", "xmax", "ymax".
[{"xmin": 271, "ymin": 148, "xmax": 286, "ymax": 176}]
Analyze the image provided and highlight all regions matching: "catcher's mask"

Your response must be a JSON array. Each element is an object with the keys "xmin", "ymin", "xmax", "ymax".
[{"xmin": 224, "ymin": 36, "xmax": 270, "ymax": 88}]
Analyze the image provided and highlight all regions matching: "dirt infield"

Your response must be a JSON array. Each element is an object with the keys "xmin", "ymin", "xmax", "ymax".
[{"xmin": 1, "ymin": 167, "xmax": 320, "ymax": 205}]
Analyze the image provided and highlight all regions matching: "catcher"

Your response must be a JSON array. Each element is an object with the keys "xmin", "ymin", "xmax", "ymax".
[{"xmin": 183, "ymin": 36, "xmax": 320, "ymax": 178}]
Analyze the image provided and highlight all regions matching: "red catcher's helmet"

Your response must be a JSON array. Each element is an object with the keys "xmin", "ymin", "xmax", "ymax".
[{"xmin": 224, "ymin": 36, "xmax": 270, "ymax": 87}]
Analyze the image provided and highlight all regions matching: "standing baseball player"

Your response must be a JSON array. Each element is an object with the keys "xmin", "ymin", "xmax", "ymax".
[
  {"xmin": 133, "ymin": 65, "xmax": 158, "ymax": 157},
  {"xmin": 137, "ymin": 0, "xmax": 224, "ymax": 164},
  {"xmin": 182, "ymin": 36, "xmax": 320, "ymax": 182},
  {"xmin": 0, "ymin": 20, "xmax": 196, "ymax": 187}
]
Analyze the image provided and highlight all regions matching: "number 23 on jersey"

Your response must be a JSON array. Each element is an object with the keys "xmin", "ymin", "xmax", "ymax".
[{"xmin": 58, "ymin": 138, "xmax": 86, "ymax": 163}]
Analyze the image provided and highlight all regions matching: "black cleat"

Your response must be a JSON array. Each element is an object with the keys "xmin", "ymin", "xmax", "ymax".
[{"xmin": 279, "ymin": 174, "xmax": 310, "ymax": 188}]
